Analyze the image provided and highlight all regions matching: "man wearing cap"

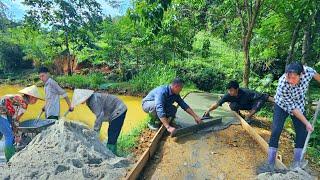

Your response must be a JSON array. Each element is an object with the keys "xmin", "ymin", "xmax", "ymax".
[
  {"xmin": 71, "ymin": 89, "xmax": 127, "ymax": 155},
  {"xmin": 142, "ymin": 78, "xmax": 203, "ymax": 133},
  {"xmin": 261, "ymin": 62, "xmax": 320, "ymax": 172},
  {"xmin": 0, "ymin": 85, "xmax": 42, "ymax": 162},
  {"xmin": 204, "ymin": 80, "xmax": 274, "ymax": 123},
  {"xmin": 38, "ymin": 67, "xmax": 73, "ymax": 119}
]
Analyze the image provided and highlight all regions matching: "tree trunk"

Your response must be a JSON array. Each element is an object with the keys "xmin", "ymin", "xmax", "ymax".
[
  {"xmin": 63, "ymin": 16, "xmax": 72, "ymax": 76},
  {"xmin": 286, "ymin": 22, "xmax": 301, "ymax": 64},
  {"xmin": 301, "ymin": 23, "xmax": 311, "ymax": 64},
  {"xmin": 243, "ymin": 38, "xmax": 250, "ymax": 88},
  {"xmin": 65, "ymin": 32, "xmax": 72, "ymax": 76},
  {"xmin": 237, "ymin": 0, "xmax": 262, "ymax": 88}
]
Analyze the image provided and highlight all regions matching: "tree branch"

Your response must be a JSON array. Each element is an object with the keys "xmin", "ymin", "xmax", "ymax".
[{"xmin": 235, "ymin": 0, "xmax": 247, "ymax": 37}]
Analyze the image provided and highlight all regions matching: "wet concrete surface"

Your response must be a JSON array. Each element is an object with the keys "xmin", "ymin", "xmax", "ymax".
[{"xmin": 141, "ymin": 93, "xmax": 266, "ymax": 179}]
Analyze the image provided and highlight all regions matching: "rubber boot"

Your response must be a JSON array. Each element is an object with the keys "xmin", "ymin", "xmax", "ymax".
[
  {"xmin": 291, "ymin": 148, "xmax": 308, "ymax": 169},
  {"xmin": 106, "ymin": 144, "xmax": 117, "ymax": 155},
  {"xmin": 267, "ymin": 147, "xmax": 277, "ymax": 168},
  {"xmin": 257, "ymin": 147, "xmax": 277, "ymax": 174},
  {"xmin": 4, "ymin": 146, "xmax": 15, "ymax": 162},
  {"xmin": 147, "ymin": 114, "xmax": 160, "ymax": 131}
]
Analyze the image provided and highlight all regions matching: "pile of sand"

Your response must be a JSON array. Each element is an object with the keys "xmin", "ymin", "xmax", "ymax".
[
  {"xmin": 0, "ymin": 120, "xmax": 130, "ymax": 179},
  {"xmin": 257, "ymin": 168, "xmax": 315, "ymax": 180}
]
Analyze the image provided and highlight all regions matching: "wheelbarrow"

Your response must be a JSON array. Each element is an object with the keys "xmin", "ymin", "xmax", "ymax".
[
  {"xmin": 15, "ymin": 119, "xmax": 56, "ymax": 151},
  {"xmin": 18, "ymin": 119, "xmax": 56, "ymax": 133}
]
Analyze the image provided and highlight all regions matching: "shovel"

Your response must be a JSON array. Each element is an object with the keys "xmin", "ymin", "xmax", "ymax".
[
  {"xmin": 301, "ymin": 99, "xmax": 320, "ymax": 162},
  {"xmin": 63, "ymin": 109, "xmax": 72, "ymax": 117}
]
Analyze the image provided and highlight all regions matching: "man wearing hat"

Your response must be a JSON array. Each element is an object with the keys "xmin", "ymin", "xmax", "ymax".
[
  {"xmin": 0, "ymin": 85, "xmax": 42, "ymax": 162},
  {"xmin": 38, "ymin": 67, "xmax": 73, "ymax": 119},
  {"xmin": 261, "ymin": 62, "xmax": 320, "ymax": 172},
  {"xmin": 71, "ymin": 89, "xmax": 127, "ymax": 155}
]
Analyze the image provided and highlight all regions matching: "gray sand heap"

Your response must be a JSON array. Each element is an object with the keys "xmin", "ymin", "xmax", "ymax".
[
  {"xmin": 257, "ymin": 168, "xmax": 315, "ymax": 180},
  {"xmin": 0, "ymin": 120, "xmax": 130, "ymax": 179}
]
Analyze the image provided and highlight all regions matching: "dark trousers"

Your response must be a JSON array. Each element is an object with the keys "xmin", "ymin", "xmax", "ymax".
[
  {"xmin": 269, "ymin": 104, "xmax": 307, "ymax": 148},
  {"xmin": 229, "ymin": 94, "xmax": 269, "ymax": 112},
  {"xmin": 107, "ymin": 111, "xmax": 127, "ymax": 145}
]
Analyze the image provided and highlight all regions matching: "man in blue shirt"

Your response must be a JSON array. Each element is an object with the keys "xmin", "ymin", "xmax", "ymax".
[{"xmin": 142, "ymin": 78, "xmax": 202, "ymax": 133}]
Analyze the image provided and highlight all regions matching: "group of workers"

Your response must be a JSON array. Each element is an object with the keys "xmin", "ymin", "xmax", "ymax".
[
  {"xmin": 0, "ymin": 62, "xmax": 319, "ymax": 173},
  {"xmin": 141, "ymin": 62, "xmax": 320, "ymax": 171},
  {"xmin": 0, "ymin": 67, "xmax": 128, "ymax": 161}
]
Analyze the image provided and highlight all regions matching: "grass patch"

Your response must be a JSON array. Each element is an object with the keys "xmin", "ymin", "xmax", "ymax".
[
  {"xmin": 117, "ymin": 116, "xmax": 149, "ymax": 156},
  {"xmin": 307, "ymin": 146, "xmax": 320, "ymax": 166}
]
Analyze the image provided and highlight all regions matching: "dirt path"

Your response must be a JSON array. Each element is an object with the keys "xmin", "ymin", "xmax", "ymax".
[{"xmin": 141, "ymin": 125, "xmax": 266, "ymax": 179}]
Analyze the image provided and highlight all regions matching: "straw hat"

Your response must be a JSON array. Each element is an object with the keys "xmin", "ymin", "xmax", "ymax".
[
  {"xmin": 19, "ymin": 85, "xmax": 44, "ymax": 100},
  {"xmin": 72, "ymin": 89, "xmax": 94, "ymax": 107}
]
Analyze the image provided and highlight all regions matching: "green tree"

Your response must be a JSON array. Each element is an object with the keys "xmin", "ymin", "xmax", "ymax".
[{"xmin": 23, "ymin": 0, "xmax": 103, "ymax": 75}]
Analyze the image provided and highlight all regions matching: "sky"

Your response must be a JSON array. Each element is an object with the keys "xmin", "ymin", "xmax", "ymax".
[{"xmin": 2, "ymin": 0, "xmax": 131, "ymax": 21}]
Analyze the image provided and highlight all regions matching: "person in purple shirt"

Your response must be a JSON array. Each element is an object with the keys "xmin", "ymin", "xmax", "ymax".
[{"xmin": 142, "ymin": 78, "xmax": 202, "ymax": 134}]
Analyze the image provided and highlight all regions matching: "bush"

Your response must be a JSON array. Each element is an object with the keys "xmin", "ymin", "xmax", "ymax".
[
  {"xmin": 56, "ymin": 72, "xmax": 106, "ymax": 89},
  {"xmin": 0, "ymin": 41, "xmax": 32, "ymax": 73},
  {"xmin": 249, "ymin": 73, "xmax": 278, "ymax": 95},
  {"xmin": 175, "ymin": 61, "xmax": 226, "ymax": 92},
  {"xmin": 129, "ymin": 64, "xmax": 176, "ymax": 93}
]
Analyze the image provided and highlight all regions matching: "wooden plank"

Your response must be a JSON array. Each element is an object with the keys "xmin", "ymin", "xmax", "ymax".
[
  {"xmin": 149, "ymin": 125, "xmax": 166, "ymax": 157},
  {"xmin": 125, "ymin": 118, "xmax": 174, "ymax": 180},
  {"xmin": 125, "ymin": 148, "xmax": 151, "ymax": 180},
  {"xmin": 171, "ymin": 118, "xmax": 222, "ymax": 137},
  {"xmin": 233, "ymin": 112, "xmax": 287, "ymax": 170}
]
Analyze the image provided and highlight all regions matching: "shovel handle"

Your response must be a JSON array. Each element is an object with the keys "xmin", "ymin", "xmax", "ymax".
[
  {"xmin": 63, "ymin": 111, "xmax": 70, "ymax": 117},
  {"xmin": 37, "ymin": 111, "xmax": 44, "ymax": 120},
  {"xmin": 301, "ymin": 99, "xmax": 320, "ymax": 161},
  {"xmin": 35, "ymin": 111, "xmax": 44, "ymax": 126}
]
